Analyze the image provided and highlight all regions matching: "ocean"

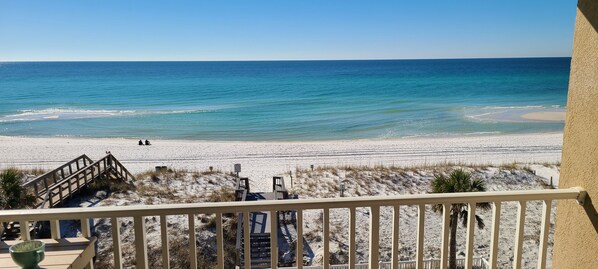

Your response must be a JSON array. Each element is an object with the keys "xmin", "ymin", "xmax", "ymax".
[{"xmin": 0, "ymin": 58, "xmax": 569, "ymax": 141}]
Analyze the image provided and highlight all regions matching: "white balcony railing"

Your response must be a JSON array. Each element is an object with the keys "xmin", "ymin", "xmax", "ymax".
[
  {"xmin": 295, "ymin": 258, "xmax": 489, "ymax": 269},
  {"xmin": 0, "ymin": 188, "xmax": 586, "ymax": 269}
]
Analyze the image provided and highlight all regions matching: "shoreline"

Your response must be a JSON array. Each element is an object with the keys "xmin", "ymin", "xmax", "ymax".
[
  {"xmin": 0, "ymin": 132, "xmax": 563, "ymax": 192},
  {"xmin": 0, "ymin": 131, "xmax": 564, "ymax": 143}
]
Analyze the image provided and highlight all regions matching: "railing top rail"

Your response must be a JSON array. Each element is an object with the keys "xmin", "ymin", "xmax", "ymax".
[
  {"xmin": 44, "ymin": 155, "xmax": 111, "ymax": 192},
  {"xmin": 21, "ymin": 154, "xmax": 93, "ymax": 188},
  {"xmin": 0, "ymin": 188, "xmax": 584, "ymax": 221}
]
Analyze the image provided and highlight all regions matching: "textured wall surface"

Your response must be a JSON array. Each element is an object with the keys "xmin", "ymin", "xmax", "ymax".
[{"xmin": 553, "ymin": 0, "xmax": 598, "ymax": 267}]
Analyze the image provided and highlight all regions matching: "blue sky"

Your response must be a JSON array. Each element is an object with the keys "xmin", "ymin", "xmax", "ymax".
[{"xmin": 0, "ymin": 1, "xmax": 577, "ymax": 61}]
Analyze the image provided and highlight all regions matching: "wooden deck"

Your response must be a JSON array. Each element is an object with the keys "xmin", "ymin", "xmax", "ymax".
[{"xmin": 0, "ymin": 237, "xmax": 96, "ymax": 269}]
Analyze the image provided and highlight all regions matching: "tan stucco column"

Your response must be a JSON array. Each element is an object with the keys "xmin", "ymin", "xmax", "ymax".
[{"xmin": 552, "ymin": 0, "xmax": 598, "ymax": 267}]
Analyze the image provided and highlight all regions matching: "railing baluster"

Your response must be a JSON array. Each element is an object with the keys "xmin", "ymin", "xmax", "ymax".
[
  {"xmin": 297, "ymin": 209, "xmax": 304, "ymax": 269},
  {"xmin": 440, "ymin": 203, "xmax": 450, "ymax": 269},
  {"xmin": 323, "ymin": 208, "xmax": 330, "ymax": 269},
  {"xmin": 369, "ymin": 206, "xmax": 380, "ymax": 269},
  {"xmin": 243, "ymin": 211, "xmax": 251, "ymax": 269},
  {"xmin": 270, "ymin": 210, "xmax": 279, "ymax": 269},
  {"xmin": 75, "ymin": 173, "xmax": 80, "ymax": 192},
  {"xmin": 465, "ymin": 203, "xmax": 476, "ymax": 269},
  {"xmin": 81, "ymin": 218, "xmax": 94, "ymax": 269},
  {"xmin": 134, "ymin": 216, "xmax": 148, "ymax": 269},
  {"xmin": 160, "ymin": 215, "xmax": 170, "ymax": 269},
  {"xmin": 416, "ymin": 205, "xmax": 425, "ymax": 269},
  {"xmin": 513, "ymin": 201, "xmax": 526, "ymax": 269},
  {"xmin": 216, "ymin": 213, "xmax": 225, "ymax": 269},
  {"xmin": 111, "ymin": 217, "xmax": 122, "ymax": 269},
  {"xmin": 50, "ymin": 219, "xmax": 61, "ymax": 239},
  {"xmin": 392, "ymin": 205, "xmax": 400, "ymax": 269},
  {"xmin": 22, "ymin": 220, "xmax": 31, "ymax": 241},
  {"xmin": 537, "ymin": 200, "xmax": 552, "ymax": 269},
  {"xmin": 189, "ymin": 214, "xmax": 197, "ymax": 269},
  {"xmin": 58, "ymin": 185, "xmax": 64, "ymax": 205},
  {"xmin": 81, "ymin": 218, "xmax": 91, "ymax": 237},
  {"xmin": 349, "ymin": 207, "xmax": 356, "ymax": 269},
  {"xmin": 489, "ymin": 202, "xmax": 501, "ymax": 269},
  {"xmin": 91, "ymin": 165, "xmax": 95, "ymax": 180},
  {"xmin": 68, "ymin": 176, "xmax": 73, "ymax": 195}
]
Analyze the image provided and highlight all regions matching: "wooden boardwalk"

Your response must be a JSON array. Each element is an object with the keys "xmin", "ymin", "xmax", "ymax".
[
  {"xmin": 22, "ymin": 154, "xmax": 135, "ymax": 209},
  {"xmin": 1, "ymin": 154, "xmax": 135, "ymax": 241},
  {"xmin": 236, "ymin": 176, "xmax": 291, "ymax": 268}
]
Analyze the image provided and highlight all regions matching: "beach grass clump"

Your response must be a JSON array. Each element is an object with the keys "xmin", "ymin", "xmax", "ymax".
[
  {"xmin": 91, "ymin": 168, "xmax": 240, "ymax": 268},
  {"xmin": 207, "ymin": 186, "xmax": 236, "ymax": 203},
  {"xmin": 19, "ymin": 167, "xmax": 47, "ymax": 176},
  {"xmin": 88, "ymin": 178, "xmax": 135, "ymax": 194}
]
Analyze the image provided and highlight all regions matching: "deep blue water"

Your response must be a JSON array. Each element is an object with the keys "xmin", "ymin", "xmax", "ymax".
[{"xmin": 0, "ymin": 58, "xmax": 569, "ymax": 140}]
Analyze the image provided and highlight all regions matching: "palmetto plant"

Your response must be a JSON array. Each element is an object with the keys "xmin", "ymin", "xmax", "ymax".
[
  {"xmin": 431, "ymin": 169, "xmax": 491, "ymax": 269},
  {"xmin": 0, "ymin": 168, "xmax": 36, "ymax": 210}
]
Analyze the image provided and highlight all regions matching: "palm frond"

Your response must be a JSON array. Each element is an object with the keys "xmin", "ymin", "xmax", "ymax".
[
  {"xmin": 432, "ymin": 204, "xmax": 444, "ymax": 213},
  {"xmin": 475, "ymin": 214, "xmax": 485, "ymax": 229},
  {"xmin": 461, "ymin": 209, "xmax": 468, "ymax": 227}
]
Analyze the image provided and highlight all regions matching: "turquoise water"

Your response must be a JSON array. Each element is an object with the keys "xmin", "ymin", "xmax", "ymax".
[{"xmin": 0, "ymin": 58, "xmax": 569, "ymax": 141}]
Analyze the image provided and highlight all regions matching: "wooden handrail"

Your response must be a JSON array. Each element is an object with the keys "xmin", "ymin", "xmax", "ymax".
[{"xmin": 22, "ymin": 154, "xmax": 93, "ymax": 190}]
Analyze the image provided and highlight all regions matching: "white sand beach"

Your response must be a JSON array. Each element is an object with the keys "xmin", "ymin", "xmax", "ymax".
[
  {"xmin": 0, "ymin": 133, "xmax": 564, "ymax": 268},
  {"xmin": 0, "ymin": 133, "xmax": 563, "ymax": 191}
]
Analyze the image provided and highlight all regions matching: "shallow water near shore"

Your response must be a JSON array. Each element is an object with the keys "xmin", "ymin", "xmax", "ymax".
[{"xmin": 0, "ymin": 58, "xmax": 569, "ymax": 140}]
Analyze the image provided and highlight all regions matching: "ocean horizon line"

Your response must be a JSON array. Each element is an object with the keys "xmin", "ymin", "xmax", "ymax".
[{"xmin": 0, "ymin": 56, "xmax": 572, "ymax": 63}]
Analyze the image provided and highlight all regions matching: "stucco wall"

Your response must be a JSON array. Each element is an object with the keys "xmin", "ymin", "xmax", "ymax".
[{"xmin": 552, "ymin": 0, "xmax": 598, "ymax": 267}]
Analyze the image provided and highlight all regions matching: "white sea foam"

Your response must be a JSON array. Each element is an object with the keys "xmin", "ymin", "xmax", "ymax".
[
  {"xmin": 0, "ymin": 108, "xmax": 209, "ymax": 123},
  {"xmin": 463, "ymin": 105, "xmax": 566, "ymax": 123}
]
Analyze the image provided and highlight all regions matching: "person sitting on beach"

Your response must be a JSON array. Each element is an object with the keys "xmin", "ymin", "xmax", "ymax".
[
  {"xmin": 138, "ymin": 140, "xmax": 143, "ymax": 146},
  {"xmin": 145, "ymin": 139, "xmax": 151, "ymax": 145}
]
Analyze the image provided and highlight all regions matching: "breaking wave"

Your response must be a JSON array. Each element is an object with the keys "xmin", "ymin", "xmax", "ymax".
[{"xmin": 0, "ymin": 108, "xmax": 209, "ymax": 123}]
